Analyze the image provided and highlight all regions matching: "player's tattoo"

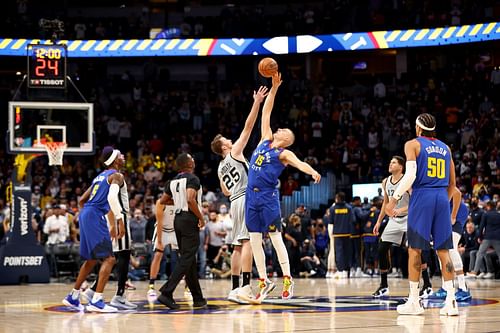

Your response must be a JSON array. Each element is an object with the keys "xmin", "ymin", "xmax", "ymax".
[{"xmin": 446, "ymin": 262, "xmax": 454, "ymax": 273}]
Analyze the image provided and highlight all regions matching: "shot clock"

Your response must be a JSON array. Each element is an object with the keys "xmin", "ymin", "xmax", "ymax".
[{"xmin": 27, "ymin": 44, "xmax": 67, "ymax": 89}]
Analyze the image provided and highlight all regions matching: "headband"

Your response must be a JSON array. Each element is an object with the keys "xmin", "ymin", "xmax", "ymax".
[
  {"xmin": 104, "ymin": 149, "xmax": 120, "ymax": 166},
  {"xmin": 416, "ymin": 118, "xmax": 435, "ymax": 131}
]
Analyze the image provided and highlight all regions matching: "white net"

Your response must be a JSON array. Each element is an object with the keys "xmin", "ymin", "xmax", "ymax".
[{"xmin": 44, "ymin": 142, "xmax": 67, "ymax": 166}]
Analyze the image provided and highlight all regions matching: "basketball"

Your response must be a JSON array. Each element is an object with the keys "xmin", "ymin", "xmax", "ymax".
[{"xmin": 258, "ymin": 57, "xmax": 278, "ymax": 77}]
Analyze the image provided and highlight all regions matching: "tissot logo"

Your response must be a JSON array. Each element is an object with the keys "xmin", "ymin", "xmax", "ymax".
[{"xmin": 18, "ymin": 196, "xmax": 29, "ymax": 236}]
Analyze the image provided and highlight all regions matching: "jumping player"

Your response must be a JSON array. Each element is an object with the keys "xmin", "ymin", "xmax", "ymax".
[
  {"xmin": 372, "ymin": 156, "xmax": 409, "ymax": 297},
  {"xmin": 245, "ymin": 72, "xmax": 321, "ymax": 302},
  {"xmin": 386, "ymin": 113, "xmax": 459, "ymax": 316},
  {"xmin": 62, "ymin": 147, "xmax": 126, "ymax": 313},
  {"xmin": 211, "ymin": 86, "xmax": 268, "ymax": 303}
]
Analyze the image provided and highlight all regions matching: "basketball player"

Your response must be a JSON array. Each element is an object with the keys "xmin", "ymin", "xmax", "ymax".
[
  {"xmin": 62, "ymin": 147, "xmax": 126, "ymax": 313},
  {"xmin": 372, "ymin": 156, "xmax": 409, "ymax": 298},
  {"xmin": 386, "ymin": 113, "xmax": 459, "ymax": 316},
  {"xmin": 211, "ymin": 85, "xmax": 268, "ymax": 303},
  {"xmin": 146, "ymin": 197, "xmax": 178, "ymax": 303},
  {"xmin": 245, "ymin": 72, "xmax": 321, "ymax": 302},
  {"xmin": 157, "ymin": 153, "xmax": 207, "ymax": 310},
  {"xmin": 81, "ymin": 148, "xmax": 137, "ymax": 310},
  {"xmin": 431, "ymin": 186, "xmax": 472, "ymax": 302}
]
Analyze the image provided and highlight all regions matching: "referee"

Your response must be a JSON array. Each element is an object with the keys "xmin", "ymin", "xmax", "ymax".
[{"xmin": 157, "ymin": 153, "xmax": 207, "ymax": 309}]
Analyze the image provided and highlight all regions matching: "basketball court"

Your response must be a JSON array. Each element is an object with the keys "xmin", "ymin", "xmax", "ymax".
[{"xmin": 0, "ymin": 278, "xmax": 498, "ymax": 332}]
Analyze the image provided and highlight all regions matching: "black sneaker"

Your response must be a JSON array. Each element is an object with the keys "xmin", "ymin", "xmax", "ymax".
[
  {"xmin": 157, "ymin": 293, "xmax": 180, "ymax": 310},
  {"xmin": 192, "ymin": 298, "xmax": 208, "ymax": 308},
  {"xmin": 372, "ymin": 286, "xmax": 389, "ymax": 298}
]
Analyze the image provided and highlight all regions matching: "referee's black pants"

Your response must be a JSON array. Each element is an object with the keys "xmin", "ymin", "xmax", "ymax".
[{"xmin": 160, "ymin": 212, "xmax": 204, "ymax": 301}]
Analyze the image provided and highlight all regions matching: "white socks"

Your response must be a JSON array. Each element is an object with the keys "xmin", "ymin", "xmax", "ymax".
[
  {"xmin": 91, "ymin": 292, "xmax": 103, "ymax": 303},
  {"xmin": 71, "ymin": 288, "xmax": 80, "ymax": 300},
  {"xmin": 443, "ymin": 280, "xmax": 456, "ymax": 300},
  {"xmin": 409, "ymin": 281, "xmax": 419, "ymax": 300},
  {"xmin": 457, "ymin": 274, "xmax": 467, "ymax": 291},
  {"xmin": 269, "ymin": 232, "xmax": 291, "ymax": 277},
  {"xmin": 249, "ymin": 233, "xmax": 267, "ymax": 279}
]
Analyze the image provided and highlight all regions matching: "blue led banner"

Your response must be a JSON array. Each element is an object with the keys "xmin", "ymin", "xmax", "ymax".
[{"xmin": 0, "ymin": 22, "xmax": 499, "ymax": 57}]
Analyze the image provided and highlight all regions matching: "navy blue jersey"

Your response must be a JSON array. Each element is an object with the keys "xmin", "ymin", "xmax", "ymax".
[
  {"xmin": 248, "ymin": 140, "xmax": 285, "ymax": 190},
  {"xmin": 84, "ymin": 169, "xmax": 117, "ymax": 215},
  {"xmin": 414, "ymin": 137, "xmax": 451, "ymax": 189}
]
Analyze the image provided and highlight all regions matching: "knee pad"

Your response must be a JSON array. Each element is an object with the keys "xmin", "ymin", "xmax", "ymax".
[{"xmin": 378, "ymin": 242, "xmax": 391, "ymax": 270}]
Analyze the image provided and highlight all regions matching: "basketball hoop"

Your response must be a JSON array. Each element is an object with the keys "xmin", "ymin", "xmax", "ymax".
[{"xmin": 43, "ymin": 142, "xmax": 67, "ymax": 166}]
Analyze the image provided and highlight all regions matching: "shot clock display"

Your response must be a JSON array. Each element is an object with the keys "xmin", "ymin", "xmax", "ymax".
[{"xmin": 27, "ymin": 44, "xmax": 67, "ymax": 89}]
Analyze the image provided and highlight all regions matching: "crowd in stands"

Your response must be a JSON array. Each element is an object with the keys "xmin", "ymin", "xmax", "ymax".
[{"xmin": 2, "ymin": 0, "xmax": 499, "ymax": 40}]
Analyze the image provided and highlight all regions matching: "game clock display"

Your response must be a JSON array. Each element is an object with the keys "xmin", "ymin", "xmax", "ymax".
[{"xmin": 27, "ymin": 44, "xmax": 67, "ymax": 89}]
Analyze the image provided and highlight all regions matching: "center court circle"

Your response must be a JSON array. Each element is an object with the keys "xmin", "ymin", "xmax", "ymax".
[{"xmin": 45, "ymin": 296, "xmax": 497, "ymax": 315}]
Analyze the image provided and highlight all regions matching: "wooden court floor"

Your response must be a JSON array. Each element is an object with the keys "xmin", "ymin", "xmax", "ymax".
[{"xmin": 0, "ymin": 277, "xmax": 499, "ymax": 333}]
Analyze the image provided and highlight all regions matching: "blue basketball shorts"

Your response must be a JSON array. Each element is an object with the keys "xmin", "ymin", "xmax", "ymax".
[
  {"xmin": 407, "ymin": 188, "xmax": 452, "ymax": 250},
  {"xmin": 245, "ymin": 188, "xmax": 282, "ymax": 233},
  {"xmin": 79, "ymin": 208, "xmax": 114, "ymax": 260},
  {"xmin": 452, "ymin": 218, "xmax": 466, "ymax": 234}
]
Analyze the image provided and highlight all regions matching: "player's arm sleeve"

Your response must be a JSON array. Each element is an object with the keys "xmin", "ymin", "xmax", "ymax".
[
  {"xmin": 107, "ymin": 183, "xmax": 124, "ymax": 220},
  {"xmin": 163, "ymin": 180, "xmax": 172, "ymax": 196},
  {"xmin": 392, "ymin": 161, "xmax": 417, "ymax": 200}
]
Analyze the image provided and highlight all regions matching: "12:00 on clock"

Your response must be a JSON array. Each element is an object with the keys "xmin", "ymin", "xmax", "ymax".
[{"xmin": 27, "ymin": 44, "xmax": 67, "ymax": 89}]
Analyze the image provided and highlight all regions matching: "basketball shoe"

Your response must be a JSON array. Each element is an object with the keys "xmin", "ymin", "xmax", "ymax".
[
  {"xmin": 455, "ymin": 288, "xmax": 472, "ymax": 302},
  {"xmin": 372, "ymin": 286, "xmax": 389, "ymax": 298},
  {"xmin": 228, "ymin": 288, "xmax": 242, "ymax": 304},
  {"xmin": 147, "ymin": 288, "xmax": 158, "ymax": 304},
  {"xmin": 81, "ymin": 288, "xmax": 95, "ymax": 304},
  {"xmin": 62, "ymin": 293, "xmax": 84, "ymax": 311},
  {"xmin": 110, "ymin": 295, "xmax": 138, "ymax": 310},
  {"xmin": 440, "ymin": 298, "xmax": 459, "ymax": 316},
  {"xmin": 397, "ymin": 298, "xmax": 425, "ymax": 315},
  {"xmin": 256, "ymin": 279, "xmax": 275, "ymax": 302},
  {"xmin": 86, "ymin": 299, "xmax": 118, "ymax": 313},
  {"xmin": 282, "ymin": 276, "xmax": 294, "ymax": 300},
  {"xmin": 236, "ymin": 285, "xmax": 254, "ymax": 304},
  {"xmin": 419, "ymin": 285, "xmax": 434, "ymax": 299}
]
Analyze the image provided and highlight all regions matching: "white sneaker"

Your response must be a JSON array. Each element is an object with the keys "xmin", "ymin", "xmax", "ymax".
[
  {"xmin": 483, "ymin": 272, "xmax": 495, "ymax": 279},
  {"xmin": 81, "ymin": 288, "xmax": 95, "ymax": 304},
  {"xmin": 342, "ymin": 271, "xmax": 349, "ymax": 279},
  {"xmin": 477, "ymin": 272, "xmax": 486, "ymax": 279},
  {"xmin": 110, "ymin": 295, "xmax": 137, "ymax": 310},
  {"xmin": 228, "ymin": 288, "xmax": 242, "ymax": 304},
  {"xmin": 440, "ymin": 299, "xmax": 459, "ymax": 316},
  {"xmin": 147, "ymin": 289, "xmax": 157, "ymax": 304},
  {"xmin": 397, "ymin": 298, "xmax": 425, "ymax": 315},
  {"xmin": 332, "ymin": 271, "xmax": 343, "ymax": 279},
  {"xmin": 354, "ymin": 267, "xmax": 363, "ymax": 278},
  {"xmin": 236, "ymin": 285, "xmax": 254, "ymax": 304},
  {"xmin": 326, "ymin": 271, "xmax": 333, "ymax": 278},
  {"xmin": 86, "ymin": 299, "xmax": 118, "ymax": 313}
]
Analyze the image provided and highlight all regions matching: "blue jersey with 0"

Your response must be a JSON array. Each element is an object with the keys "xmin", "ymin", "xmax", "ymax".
[
  {"xmin": 84, "ymin": 169, "xmax": 116, "ymax": 215},
  {"xmin": 248, "ymin": 140, "xmax": 285, "ymax": 190},
  {"xmin": 414, "ymin": 137, "xmax": 451, "ymax": 189}
]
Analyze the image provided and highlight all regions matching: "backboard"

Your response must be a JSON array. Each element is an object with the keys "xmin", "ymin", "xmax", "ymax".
[{"xmin": 7, "ymin": 101, "xmax": 94, "ymax": 155}]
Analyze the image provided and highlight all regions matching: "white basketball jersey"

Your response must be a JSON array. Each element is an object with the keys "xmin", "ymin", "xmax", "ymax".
[
  {"xmin": 218, "ymin": 153, "xmax": 249, "ymax": 201},
  {"xmin": 162, "ymin": 205, "xmax": 175, "ymax": 232},
  {"xmin": 385, "ymin": 175, "xmax": 410, "ymax": 211},
  {"xmin": 119, "ymin": 182, "xmax": 130, "ymax": 214}
]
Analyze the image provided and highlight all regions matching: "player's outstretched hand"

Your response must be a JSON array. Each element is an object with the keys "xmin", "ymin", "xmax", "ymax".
[
  {"xmin": 312, "ymin": 171, "xmax": 321, "ymax": 183},
  {"xmin": 254, "ymin": 86, "xmax": 269, "ymax": 103},
  {"xmin": 271, "ymin": 72, "xmax": 282, "ymax": 88}
]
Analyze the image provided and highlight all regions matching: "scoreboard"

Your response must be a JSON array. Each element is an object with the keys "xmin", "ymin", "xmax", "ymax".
[{"xmin": 27, "ymin": 44, "xmax": 67, "ymax": 89}]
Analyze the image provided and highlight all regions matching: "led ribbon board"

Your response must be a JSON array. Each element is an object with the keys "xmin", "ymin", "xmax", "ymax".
[{"xmin": 0, "ymin": 22, "xmax": 499, "ymax": 57}]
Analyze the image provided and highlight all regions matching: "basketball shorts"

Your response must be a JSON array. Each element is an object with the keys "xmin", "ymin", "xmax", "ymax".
[
  {"xmin": 105, "ymin": 213, "xmax": 131, "ymax": 252},
  {"xmin": 381, "ymin": 216, "xmax": 407, "ymax": 246},
  {"xmin": 407, "ymin": 188, "xmax": 452, "ymax": 250},
  {"xmin": 245, "ymin": 188, "xmax": 282, "ymax": 233},
  {"xmin": 79, "ymin": 208, "xmax": 113, "ymax": 260},
  {"xmin": 230, "ymin": 195, "xmax": 250, "ymax": 246},
  {"xmin": 152, "ymin": 227, "xmax": 178, "ymax": 250}
]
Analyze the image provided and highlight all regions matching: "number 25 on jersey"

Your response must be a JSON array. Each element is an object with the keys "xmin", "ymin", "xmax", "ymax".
[{"xmin": 427, "ymin": 157, "xmax": 445, "ymax": 179}]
